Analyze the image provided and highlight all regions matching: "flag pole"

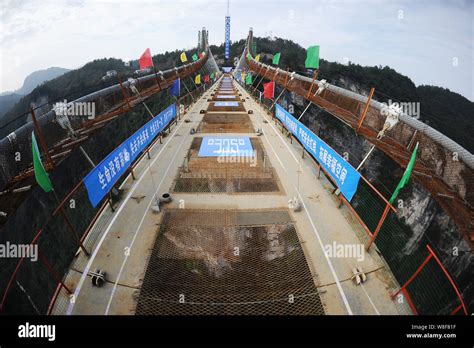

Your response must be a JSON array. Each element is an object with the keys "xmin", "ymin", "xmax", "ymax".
[
  {"xmin": 181, "ymin": 77, "xmax": 193, "ymax": 101},
  {"xmin": 269, "ymin": 87, "xmax": 286, "ymax": 110},
  {"xmin": 149, "ymin": 52, "xmax": 162, "ymax": 91},
  {"xmin": 253, "ymin": 65, "xmax": 268, "ymax": 92},
  {"xmin": 30, "ymin": 108, "xmax": 54, "ymax": 169},
  {"xmin": 189, "ymin": 75, "xmax": 198, "ymax": 89},
  {"xmin": 177, "ymin": 66, "xmax": 194, "ymax": 101}
]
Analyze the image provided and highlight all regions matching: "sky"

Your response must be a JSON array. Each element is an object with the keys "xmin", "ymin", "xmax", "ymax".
[{"xmin": 0, "ymin": 0, "xmax": 472, "ymax": 100}]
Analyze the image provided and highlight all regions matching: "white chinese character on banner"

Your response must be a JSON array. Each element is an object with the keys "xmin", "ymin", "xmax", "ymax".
[
  {"xmin": 340, "ymin": 168, "xmax": 348, "ymax": 184},
  {"xmin": 326, "ymin": 154, "xmax": 332, "ymax": 167},
  {"xmin": 331, "ymin": 158, "xmax": 337, "ymax": 173},
  {"xmin": 119, "ymin": 152, "xmax": 125, "ymax": 167},
  {"xmin": 104, "ymin": 166, "xmax": 111, "ymax": 182},
  {"xmin": 114, "ymin": 156, "xmax": 121, "ymax": 171},
  {"xmin": 310, "ymin": 139, "xmax": 316, "ymax": 153},
  {"xmin": 335, "ymin": 163, "xmax": 342, "ymax": 178},
  {"xmin": 109, "ymin": 161, "xmax": 116, "ymax": 177},
  {"xmin": 319, "ymin": 147, "xmax": 324, "ymax": 160},
  {"xmin": 123, "ymin": 149, "xmax": 130, "ymax": 162},
  {"xmin": 98, "ymin": 172, "xmax": 107, "ymax": 189}
]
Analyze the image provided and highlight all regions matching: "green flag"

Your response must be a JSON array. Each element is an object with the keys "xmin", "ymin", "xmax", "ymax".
[
  {"xmin": 31, "ymin": 131, "xmax": 53, "ymax": 192},
  {"xmin": 389, "ymin": 143, "xmax": 418, "ymax": 204},
  {"xmin": 305, "ymin": 45, "xmax": 320, "ymax": 69},
  {"xmin": 246, "ymin": 52, "xmax": 252, "ymax": 60},
  {"xmin": 272, "ymin": 52, "xmax": 281, "ymax": 65},
  {"xmin": 192, "ymin": 53, "xmax": 198, "ymax": 62},
  {"xmin": 210, "ymin": 72, "xmax": 215, "ymax": 79},
  {"xmin": 245, "ymin": 73, "xmax": 252, "ymax": 85}
]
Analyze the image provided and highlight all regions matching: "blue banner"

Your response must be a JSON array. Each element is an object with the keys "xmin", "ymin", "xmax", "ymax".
[
  {"xmin": 83, "ymin": 103, "xmax": 177, "ymax": 207},
  {"xmin": 170, "ymin": 78, "xmax": 180, "ymax": 97},
  {"xmin": 275, "ymin": 104, "xmax": 360, "ymax": 201},
  {"xmin": 198, "ymin": 136, "xmax": 254, "ymax": 157}
]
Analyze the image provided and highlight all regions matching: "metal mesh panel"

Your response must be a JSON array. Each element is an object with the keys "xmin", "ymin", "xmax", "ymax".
[
  {"xmin": 135, "ymin": 209, "xmax": 325, "ymax": 315},
  {"xmin": 0, "ymin": 83, "xmax": 213, "ymax": 314},
  {"xmin": 242, "ymin": 81, "xmax": 471, "ymax": 314},
  {"xmin": 172, "ymin": 138, "xmax": 281, "ymax": 193},
  {"xmin": 0, "ymin": 55, "xmax": 210, "ymax": 194},
  {"xmin": 375, "ymin": 214, "xmax": 463, "ymax": 315},
  {"xmin": 198, "ymin": 113, "xmax": 254, "ymax": 133}
]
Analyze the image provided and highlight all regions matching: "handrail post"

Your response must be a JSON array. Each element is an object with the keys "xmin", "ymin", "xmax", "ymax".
[
  {"xmin": 305, "ymin": 70, "xmax": 319, "ymax": 99},
  {"xmin": 426, "ymin": 245, "xmax": 468, "ymax": 315},
  {"xmin": 357, "ymin": 87, "xmax": 375, "ymax": 132},
  {"xmin": 118, "ymin": 77, "xmax": 131, "ymax": 109},
  {"xmin": 366, "ymin": 202, "xmax": 390, "ymax": 251}
]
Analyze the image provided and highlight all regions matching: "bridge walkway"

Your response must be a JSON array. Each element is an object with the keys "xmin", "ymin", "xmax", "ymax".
[{"xmin": 52, "ymin": 76, "xmax": 409, "ymax": 315}]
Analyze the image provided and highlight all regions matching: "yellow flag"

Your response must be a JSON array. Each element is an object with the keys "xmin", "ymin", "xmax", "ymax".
[
  {"xmin": 195, "ymin": 74, "xmax": 201, "ymax": 84},
  {"xmin": 180, "ymin": 52, "xmax": 188, "ymax": 63},
  {"xmin": 241, "ymin": 72, "xmax": 246, "ymax": 81},
  {"xmin": 255, "ymin": 54, "xmax": 260, "ymax": 62}
]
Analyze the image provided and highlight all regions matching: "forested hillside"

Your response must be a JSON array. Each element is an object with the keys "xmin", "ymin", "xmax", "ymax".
[
  {"xmin": 2, "ymin": 37, "xmax": 472, "ymax": 152},
  {"xmin": 0, "ymin": 48, "xmax": 200, "ymax": 139},
  {"xmin": 214, "ymin": 37, "xmax": 473, "ymax": 152}
]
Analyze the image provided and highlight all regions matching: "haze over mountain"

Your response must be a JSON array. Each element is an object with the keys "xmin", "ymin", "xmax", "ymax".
[
  {"xmin": 0, "ymin": 67, "xmax": 70, "ymax": 118},
  {"xmin": 1, "ymin": 37, "xmax": 472, "ymax": 153}
]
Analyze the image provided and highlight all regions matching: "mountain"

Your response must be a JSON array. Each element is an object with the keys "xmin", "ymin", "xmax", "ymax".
[
  {"xmin": 15, "ymin": 67, "xmax": 71, "ymax": 95},
  {"xmin": 0, "ymin": 48, "xmax": 201, "ymax": 138},
  {"xmin": 217, "ymin": 37, "xmax": 473, "ymax": 152},
  {"xmin": 0, "ymin": 93, "xmax": 22, "ymax": 119},
  {"xmin": 1, "ymin": 38, "xmax": 472, "ymax": 152},
  {"xmin": 0, "ymin": 67, "xmax": 70, "ymax": 121}
]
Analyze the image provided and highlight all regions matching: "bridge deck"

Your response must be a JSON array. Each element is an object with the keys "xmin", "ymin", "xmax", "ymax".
[{"xmin": 53, "ymin": 76, "xmax": 410, "ymax": 315}]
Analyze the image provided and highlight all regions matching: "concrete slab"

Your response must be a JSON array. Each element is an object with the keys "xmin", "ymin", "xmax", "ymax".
[{"xmin": 54, "ymin": 77, "xmax": 410, "ymax": 316}]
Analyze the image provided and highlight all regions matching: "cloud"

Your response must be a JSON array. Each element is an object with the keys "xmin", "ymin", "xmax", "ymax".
[{"xmin": 0, "ymin": 0, "xmax": 472, "ymax": 100}]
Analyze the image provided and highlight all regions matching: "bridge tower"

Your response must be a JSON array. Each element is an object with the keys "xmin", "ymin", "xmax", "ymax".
[
  {"xmin": 224, "ymin": 0, "xmax": 231, "ymax": 61},
  {"xmin": 199, "ymin": 27, "xmax": 209, "ymax": 51}
]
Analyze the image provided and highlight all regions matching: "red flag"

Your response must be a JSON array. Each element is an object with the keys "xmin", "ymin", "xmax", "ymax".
[
  {"xmin": 198, "ymin": 52, "xmax": 203, "ymax": 59},
  {"xmin": 263, "ymin": 81, "xmax": 275, "ymax": 99},
  {"xmin": 139, "ymin": 48, "xmax": 153, "ymax": 70},
  {"xmin": 204, "ymin": 75, "xmax": 210, "ymax": 82}
]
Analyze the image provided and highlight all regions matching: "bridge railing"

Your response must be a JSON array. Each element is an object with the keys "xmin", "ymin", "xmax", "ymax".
[
  {"xmin": 0, "ymin": 75, "xmax": 218, "ymax": 315},
  {"xmin": 239, "ymin": 48, "xmax": 473, "ymax": 247},
  {"xmin": 0, "ymin": 52, "xmax": 212, "ymax": 193},
  {"xmin": 240, "ymin": 79, "xmax": 469, "ymax": 315}
]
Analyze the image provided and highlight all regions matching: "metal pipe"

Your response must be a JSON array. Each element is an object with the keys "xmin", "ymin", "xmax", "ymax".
[
  {"xmin": 246, "ymin": 59, "xmax": 474, "ymax": 168},
  {"xmin": 1, "ymin": 51, "xmax": 209, "ymax": 150}
]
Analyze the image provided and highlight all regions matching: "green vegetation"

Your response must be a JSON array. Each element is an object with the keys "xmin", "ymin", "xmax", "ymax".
[
  {"xmin": 216, "ymin": 37, "xmax": 473, "ymax": 152},
  {"xmin": 0, "ymin": 48, "xmax": 199, "ymax": 138},
  {"xmin": 2, "ymin": 37, "xmax": 472, "ymax": 152}
]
